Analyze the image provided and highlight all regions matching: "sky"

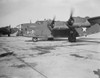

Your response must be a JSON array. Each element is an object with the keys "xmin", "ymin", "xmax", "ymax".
[{"xmin": 0, "ymin": 0, "xmax": 100, "ymax": 27}]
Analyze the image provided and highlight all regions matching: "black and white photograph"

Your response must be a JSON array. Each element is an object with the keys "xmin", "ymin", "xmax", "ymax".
[{"xmin": 0, "ymin": 0, "xmax": 100, "ymax": 78}]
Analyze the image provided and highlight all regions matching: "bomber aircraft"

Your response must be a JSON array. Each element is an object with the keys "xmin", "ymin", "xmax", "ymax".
[
  {"xmin": 29, "ymin": 10, "xmax": 100, "ymax": 42},
  {"xmin": 0, "ymin": 25, "xmax": 11, "ymax": 37}
]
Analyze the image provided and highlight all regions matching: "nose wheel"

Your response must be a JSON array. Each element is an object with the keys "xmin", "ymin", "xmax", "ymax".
[{"xmin": 32, "ymin": 37, "xmax": 38, "ymax": 42}]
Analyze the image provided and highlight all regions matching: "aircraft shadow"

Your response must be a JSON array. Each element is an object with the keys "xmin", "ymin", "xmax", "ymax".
[
  {"xmin": 25, "ymin": 38, "xmax": 68, "ymax": 42},
  {"xmin": 25, "ymin": 37, "xmax": 100, "ymax": 46},
  {"xmin": 79, "ymin": 37, "xmax": 100, "ymax": 40},
  {"xmin": 76, "ymin": 37, "xmax": 100, "ymax": 44}
]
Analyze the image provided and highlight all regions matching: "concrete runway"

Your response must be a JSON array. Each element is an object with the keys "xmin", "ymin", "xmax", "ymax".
[{"xmin": 0, "ymin": 33, "xmax": 100, "ymax": 78}]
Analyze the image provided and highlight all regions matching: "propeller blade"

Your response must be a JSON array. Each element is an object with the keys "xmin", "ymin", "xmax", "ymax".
[
  {"xmin": 52, "ymin": 16, "xmax": 56, "ymax": 24},
  {"xmin": 67, "ymin": 9, "xmax": 74, "ymax": 27},
  {"xmin": 70, "ymin": 9, "xmax": 73, "ymax": 19},
  {"xmin": 50, "ymin": 16, "xmax": 56, "ymax": 28}
]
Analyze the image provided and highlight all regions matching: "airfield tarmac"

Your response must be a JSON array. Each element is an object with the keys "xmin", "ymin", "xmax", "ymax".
[{"xmin": 0, "ymin": 33, "xmax": 100, "ymax": 78}]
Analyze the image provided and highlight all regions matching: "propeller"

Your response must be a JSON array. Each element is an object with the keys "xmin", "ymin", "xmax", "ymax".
[
  {"xmin": 70, "ymin": 9, "xmax": 73, "ymax": 19},
  {"xmin": 50, "ymin": 16, "xmax": 56, "ymax": 28},
  {"xmin": 67, "ymin": 9, "xmax": 74, "ymax": 27}
]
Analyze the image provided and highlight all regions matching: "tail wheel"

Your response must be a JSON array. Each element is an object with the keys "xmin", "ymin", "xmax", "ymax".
[
  {"xmin": 32, "ymin": 37, "xmax": 38, "ymax": 42},
  {"xmin": 68, "ymin": 31, "xmax": 76, "ymax": 42}
]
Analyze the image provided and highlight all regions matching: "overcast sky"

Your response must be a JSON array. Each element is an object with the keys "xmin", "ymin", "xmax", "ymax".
[{"xmin": 0, "ymin": 0, "xmax": 100, "ymax": 27}]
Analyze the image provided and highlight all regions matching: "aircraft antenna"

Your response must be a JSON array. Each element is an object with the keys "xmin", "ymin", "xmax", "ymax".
[{"xmin": 30, "ymin": 19, "xmax": 32, "ymax": 23}]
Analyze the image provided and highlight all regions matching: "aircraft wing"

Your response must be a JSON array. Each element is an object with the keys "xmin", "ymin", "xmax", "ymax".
[
  {"xmin": 85, "ymin": 16, "xmax": 100, "ymax": 35},
  {"xmin": 0, "ymin": 26, "xmax": 11, "ymax": 35},
  {"xmin": 86, "ymin": 24, "xmax": 100, "ymax": 35},
  {"xmin": 87, "ymin": 16, "xmax": 100, "ymax": 25},
  {"xmin": 72, "ymin": 22, "xmax": 90, "ymax": 28},
  {"xmin": 67, "ymin": 16, "xmax": 100, "ymax": 28}
]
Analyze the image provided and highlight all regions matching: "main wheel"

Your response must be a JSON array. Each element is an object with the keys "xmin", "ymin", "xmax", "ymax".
[
  {"xmin": 32, "ymin": 37, "xmax": 38, "ymax": 42},
  {"xmin": 47, "ymin": 37, "xmax": 54, "ymax": 41},
  {"xmin": 68, "ymin": 36, "xmax": 76, "ymax": 42},
  {"xmin": 8, "ymin": 34, "xmax": 10, "ymax": 37},
  {"xmin": 68, "ymin": 31, "xmax": 76, "ymax": 42}
]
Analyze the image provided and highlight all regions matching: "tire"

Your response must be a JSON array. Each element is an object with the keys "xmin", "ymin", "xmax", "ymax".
[
  {"xmin": 68, "ymin": 36, "xmax": 76, "ymax": 42},
  {"xmin": 68, "ymin": 31, "xmax": 76, "ymax": 42},
  {"xmin": 32, "ymin": 37, "xmax": 38, "ymax": 42},
  {"xmin": 8, "ymin": 34, "xmax": 10, "ymax": 37},
  {"xmin": 47, "ymin": 37, "xmax": 54, "ymax": 41}
]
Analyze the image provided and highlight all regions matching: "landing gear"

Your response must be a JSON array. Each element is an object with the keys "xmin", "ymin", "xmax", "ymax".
[
  {"xmin": 47, "ymin": 37, "xmax": 54, "ymax": 41},
  {"xmin": 68, "ymin": 31, "xmax": 76, "ymax": 42},
  {"xmin": 8, "ymin": 34, "xmax": 10, "ymax": 37},
  {"xmin": 32, "ymin": 37, "xmax": 38, "ymax": 42}
]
